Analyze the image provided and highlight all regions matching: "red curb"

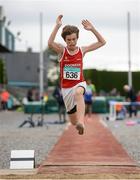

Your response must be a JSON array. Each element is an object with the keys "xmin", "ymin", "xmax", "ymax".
[{"xmin": 38, "ymin": 114, "xmax": 140, "ymax": 174}]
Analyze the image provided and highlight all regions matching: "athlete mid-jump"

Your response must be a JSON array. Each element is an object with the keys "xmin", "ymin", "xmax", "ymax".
[{"xmin": 48, "ymin": 15, "xmax": 106, "ymax": 135}]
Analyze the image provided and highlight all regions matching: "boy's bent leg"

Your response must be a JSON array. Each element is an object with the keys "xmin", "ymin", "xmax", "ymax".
[
  {"xmin": 76, "ymin": 122, "xmax": 84, "ymax": 135},
  {"xmin": 68, "ymin": 112, "xmax": 78, "ymax": 125},
  {"xmin": 74, "ymin": 86, "xmax": 85, "ymax": 135},
  {"xmin": 68, "ymin": 109, "xmax": 84, "ymax": 135},
  {"xmin": 68, "ymin": 110, "xmax": 84, "ymax": 135},
  {"xmin": 63, "ymin": 85, "xmax": 85, "ymax": 134},
  {"xmin": 75, "ymin": 86, "xmax": 85, "ymax": 124}
]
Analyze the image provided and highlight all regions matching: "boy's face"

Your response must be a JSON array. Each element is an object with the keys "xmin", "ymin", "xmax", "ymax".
[{"xmin": 65, "ymin": 33, "xmax": 78, "ymax": 50}]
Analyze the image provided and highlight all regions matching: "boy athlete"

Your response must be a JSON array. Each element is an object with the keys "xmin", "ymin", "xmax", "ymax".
[{"xmin": 48, "ymin": 15, "xmax": 106, "ymax": 135}]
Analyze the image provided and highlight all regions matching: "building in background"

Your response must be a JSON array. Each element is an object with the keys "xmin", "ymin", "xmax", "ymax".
[
  {"xmin": 0, "ymin": 6, "xmax": 59, "ymax": 90},
  {"xmin": 0, "ymin": 49, "xmax": 58, "ymax": 88},
  {"xmin": 0, "ymin": 50, "xmax": 46, "ymax": 87},
  {"xmin": 0, "ymin": 6, "xmax": 15, "ymax": 52}
]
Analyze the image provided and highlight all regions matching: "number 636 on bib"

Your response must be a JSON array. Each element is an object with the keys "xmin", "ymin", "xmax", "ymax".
[{"xmin": 63, "ymin": 67, "xmax": 80, "ymax": 80}]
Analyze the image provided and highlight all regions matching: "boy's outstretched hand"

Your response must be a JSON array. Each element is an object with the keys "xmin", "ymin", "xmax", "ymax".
[
  {"xmin": 82, "ymin": 19, "xmax": 94, "ymax": 31},
  {"xmin": 56, "ymin": 15, "xmax": 63, "ymax": 27}
]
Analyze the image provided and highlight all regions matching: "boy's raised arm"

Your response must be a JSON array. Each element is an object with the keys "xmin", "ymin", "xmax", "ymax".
[
  {"xmin": 48, "ymin": 15, "xmax": 64, "ymax": 54},
  {"xmin": 81, "ymin": 19, "xmax": 106, "ymax": 55}
]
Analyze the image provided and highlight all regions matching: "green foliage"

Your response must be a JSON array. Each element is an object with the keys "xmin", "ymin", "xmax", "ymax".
[
  {"xmin": 0, "ymin": 59, "xmax": 8, "ymax": 85},
  {"xmin": 45, "ymin": 47, "xmax": 58, "ymax": 55},
  {"xmin": 84, "ymin": 69, "xmax": 140, "ymax": 94},
  {"xmin": 0, "ymin": 59, "xmax": 4, "ymax": 84}
]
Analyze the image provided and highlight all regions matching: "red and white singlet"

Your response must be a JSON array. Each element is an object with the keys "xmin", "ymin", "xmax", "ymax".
[{"xmin": 60, "ymin": 47, "xmax": 84, "ymax": 88}]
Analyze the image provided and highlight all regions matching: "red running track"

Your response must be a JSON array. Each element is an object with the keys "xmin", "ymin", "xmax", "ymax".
[{"xmin": 38, "ymin": 114, "xmax": 140, "ymax": 174}]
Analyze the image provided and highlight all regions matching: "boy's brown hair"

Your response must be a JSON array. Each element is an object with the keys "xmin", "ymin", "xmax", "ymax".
[{"xmin": 61, "ymin": 25, "xmax": 79, "ymax": 41}]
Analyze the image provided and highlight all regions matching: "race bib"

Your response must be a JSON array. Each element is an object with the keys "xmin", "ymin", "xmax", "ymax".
[{"xmin": 63, "ymin": 66, "xmax": 80, "ymax": 80}]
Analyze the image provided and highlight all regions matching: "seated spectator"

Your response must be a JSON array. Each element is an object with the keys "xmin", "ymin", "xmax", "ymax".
[
  {"xmin": 137, "ymin": 90, "xmax": 140, "ymax": 102},
  {"xmin": 0, "ymin": 89, "xmax": 10, "ymax": 110},
  {"xmin": 27, "ymin": 88, "xmax": 34, "ymax": 102},
  {"xmin": 123, "ymin": 85, "xmax": 137, "ymax": 117},
  {"xmin": 115, "ymin": 103, "xmax": 126, "ymax": 120},
  {"xmin": 34, "ymin": 89, "xmax": 40, "ymax": 101},
  {"xmin": 110, "ymin": 88, "xmax": 117, "ymax": 96},
  {"xmin": 43, "ymin": 92, "xmax": 48, "ymax": 102}
]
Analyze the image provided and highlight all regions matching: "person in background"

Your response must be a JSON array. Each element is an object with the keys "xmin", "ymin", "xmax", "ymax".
[
  {"xmin": 43, "ymin": 92, "xmax": 48, "ymax": 103},
  {"xmin": 136, "ymin": 90, "xmax": 140, "ymax": 102},
  {"xmin": 110, "ymin": 88, "xmax": 117, "ymax": 96},
  {"xmin": 53, "ymin": 83, "xmax": 66, "ymax": 123},
  {"xmin": 0, "ymin": 89, "xmax": 10, "ymax": 110},
  {"xmin": 34, "ymin": 89, "xmax": 40, "ymax": 101},
  {"xmin": 123, "ymin": 85, "xmax": 137, "ymax": 117},
  {"xmin": 27, "ymin": 88, "xmax": 34, "ymax": 102},
  {"xmin": 84, "ymin": 79, "xmax": 96, "ymax": 118},
  {"xmin": 0, "ymin": 88, "xmax": 2, "ymax": 110}
]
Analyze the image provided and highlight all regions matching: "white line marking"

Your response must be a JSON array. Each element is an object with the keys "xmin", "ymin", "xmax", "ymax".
[{"xmin": 99, "ymin": 117, "xmax": 108, "ymax": 128}]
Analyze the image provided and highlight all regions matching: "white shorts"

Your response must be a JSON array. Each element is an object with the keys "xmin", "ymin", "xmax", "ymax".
[{"xmin": 61, "ymin": 81, "xmax": 86, "ymax": 113}]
